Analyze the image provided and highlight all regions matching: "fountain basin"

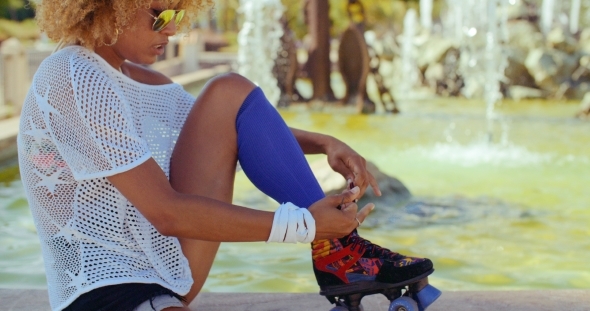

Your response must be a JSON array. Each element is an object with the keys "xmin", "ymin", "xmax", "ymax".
[{"xmin": 1, "ymin": 97, "xmax": 588, "ymax": 292}]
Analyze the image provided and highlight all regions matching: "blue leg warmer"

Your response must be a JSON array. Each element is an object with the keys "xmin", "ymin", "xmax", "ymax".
[{"xmin": 236, "ymin": 87, "xmax": 325, "ymax": 208}]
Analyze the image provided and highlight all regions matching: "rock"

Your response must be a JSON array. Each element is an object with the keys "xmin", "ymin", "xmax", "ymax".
[
  {"xmin": 415, "ymin": 36, "xmax": 456, "ymax": 71},
  {"xmin": 579, "ymin": 28, "xmax": 590, "ymax": 54},
  {"xmin": 507, "ymin": 20, "xmax": 544, "ymax": 53},
  {"xmin": 309, "ymin": 159, "xmax": 412, "ymax": 209},
  {"xmin": 576, "ymin": 92, "xmax": 590, "ymax": 119},
  {"xmin": 424, "ymin": 63, "xmax": 444, "ymax": 88},
  {"xmin": 507, "ymin": 20, "xmax": 545, "ymax": 51},
  {"xmin": 524, "ymin": 48, "xmax": 579, "ymax": 96},
  {"xmin": 506, "ymin": 85, "xmax": 544, "ymax": 100},
  {"xmin": 566, "ymin": 59, "xmax": 590, "ymax": 97},
  {"xmin": 505, "ymin": 47, "xmax": 537, "ymax": 88},
  {"xmin": 564, "ymin": 81, "xmax": 590, "ymax": 100},
  {"xmin": 546, "ymin": 27, "xmax": 578, "ymax": 54},
  {"xmin": 504, "ymin": 0, "xmax": 534, "ymax": 20},
  {"xmin": 425, "ymin": 47, "xmax": 463, "ymax": 97}
]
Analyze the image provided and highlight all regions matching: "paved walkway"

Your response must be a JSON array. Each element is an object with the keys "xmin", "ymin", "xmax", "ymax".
[{"xmin": 1, "ymin": 289, "xmax": 589, "ymax": 311}]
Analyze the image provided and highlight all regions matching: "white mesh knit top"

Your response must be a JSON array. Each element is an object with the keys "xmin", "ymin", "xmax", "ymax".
[{"xmin": 17, "ymin": 46, "xmax": 196, "ymax": 311}]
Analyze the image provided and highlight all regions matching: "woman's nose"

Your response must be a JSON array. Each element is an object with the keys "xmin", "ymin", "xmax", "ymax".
[{"xmin": 160, "ymin": 20, "xmax": 178, "ymax": 36}]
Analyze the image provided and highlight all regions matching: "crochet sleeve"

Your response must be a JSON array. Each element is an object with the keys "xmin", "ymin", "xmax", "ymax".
[{"xmin": 37, "ymin": 53, "xmax": 151, "ymax": 180}]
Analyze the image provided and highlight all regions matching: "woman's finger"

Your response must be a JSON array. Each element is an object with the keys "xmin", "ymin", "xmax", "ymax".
[
  {"xmin": 354, "ymin": 173, "xmax": 368, "ymax": 197},
  {"xmin": 330, "ymin": 186, "xmax": 360, "ymax": 207},
  {"xmin": 346, "ymin": 159, "xmax": 369, "ymax": 196},
  {"xmin": 340, "ymin": 202, "xmax": 360, "ymax": 231},
  {"xmin": 334, "ymin": 160, "xmax": 355, "ymax": 184},
  {"xmin": 366, "ymin": 171, "xmax": 381, "ymax": 196},
  {"xmin": 356, "ymin": 203, "xmax": 375, "ymax": 224}
]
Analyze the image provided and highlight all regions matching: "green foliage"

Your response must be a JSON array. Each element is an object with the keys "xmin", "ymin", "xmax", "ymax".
[
  {"xmin": 0, "ymin": 0, "xmax": 34, "ymax": 21},
  {"xmin": 211, "ymin": 0, "xmax": 240, "ymax": 32},
  {"xmin": 0, "ymin": 18, "xmax": 39, "ymax": 42}
]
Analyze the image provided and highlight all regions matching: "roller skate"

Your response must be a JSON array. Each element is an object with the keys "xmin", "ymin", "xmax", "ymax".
[{"xmin": 312, "ymin": 231, "xmax": 441, "ymax": 311}]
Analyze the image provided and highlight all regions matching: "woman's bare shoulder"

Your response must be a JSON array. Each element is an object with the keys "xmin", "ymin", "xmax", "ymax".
[{"xmin": 123, "ymin": 62, "xmax": 173, "ymax": 86}]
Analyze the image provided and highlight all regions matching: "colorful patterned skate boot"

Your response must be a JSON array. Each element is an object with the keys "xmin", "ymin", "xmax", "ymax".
[{"xmin": 312, "ymin": 231, "xmax": 435, "ymax": 311}]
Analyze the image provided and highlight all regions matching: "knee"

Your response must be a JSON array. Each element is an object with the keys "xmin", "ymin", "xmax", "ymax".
[{"xmin": 204, "ymin": 72, "xmax": 257, "ymax": 102}]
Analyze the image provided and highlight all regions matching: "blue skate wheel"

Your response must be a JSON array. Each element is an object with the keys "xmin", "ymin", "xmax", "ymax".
[
  {"xmin": 388, "ymin": 297, "xmax": 419, "ymax": 311},
  {"xmin": 411, "ymin": 284, "xmax": 442, "ymax": 311}
]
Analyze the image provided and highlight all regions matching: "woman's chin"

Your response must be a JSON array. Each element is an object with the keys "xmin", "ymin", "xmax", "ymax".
[{"xmin": 129, "ymin": 56, "xmax": 158, "ymax": 66}]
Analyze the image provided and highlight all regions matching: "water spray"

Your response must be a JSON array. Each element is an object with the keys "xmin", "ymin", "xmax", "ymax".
[
  {"xmin": 237, "ymin": 0, "xmax": 284, "ymax": 107},
  {"xmin": 456, "ymin": 0, "xmax": 509, "ymax": 143}
]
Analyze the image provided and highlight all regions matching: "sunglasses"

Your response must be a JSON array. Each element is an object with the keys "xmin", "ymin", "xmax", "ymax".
[{"xmin": 148, "ymin": 9, "xmax": 186, "ymax": 32}]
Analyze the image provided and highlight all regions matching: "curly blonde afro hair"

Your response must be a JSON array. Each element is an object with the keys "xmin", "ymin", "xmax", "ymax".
[{"xmin": 34, "ymin": 0, "xmax": 213, "ymax": 49}]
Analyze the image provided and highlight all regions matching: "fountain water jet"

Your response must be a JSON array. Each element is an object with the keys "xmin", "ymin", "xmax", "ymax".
[
  {"xmin": 483, "ymin": 0, "xmax": 506, "ymax": 142},
  {"xmin": 456, "ymin": 0, "xmax": 509, "ymax": 142},
  {"xmin": 420, "ymin": 0, "xmax": 433, "ymax": 33},
  {"xmin": 399, "ymin": 8, "xmax": 420, "ymax": 99},
  {"xmin": 570, "ymin": 0, "xmax": 581, "ymax": 34},
  {"xmin": 237, "ymin": 0, "xmax": 284, "ymax": 106},
  {"xmin": 443, "ymin": 0, "xmax": 464, "ymax": 43},
  {"xmin": 541, "ymin": 0, "xmax": 555, "ymax": 35}
]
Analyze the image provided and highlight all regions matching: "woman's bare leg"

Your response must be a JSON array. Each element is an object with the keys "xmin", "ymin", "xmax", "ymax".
[{"xmin": 169, "ymin": 73, "xmax": 256, "ymax": 303}]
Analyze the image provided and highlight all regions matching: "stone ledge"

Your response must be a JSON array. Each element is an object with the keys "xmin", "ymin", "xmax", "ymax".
[{"xmin": 1, "ymin": 289, "xmax": 589, "ymax": 311}]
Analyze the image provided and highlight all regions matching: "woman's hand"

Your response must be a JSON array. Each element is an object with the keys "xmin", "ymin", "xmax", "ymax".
[
  {"xmin": 289, "ymin": 127, "xmax": 381, "ymax": 199},
  {"xmin": 308, "ymin": 186, "xmax": 375, "ymax": 240},
  {"xmin": 324, "ymin": 137, "xmax": 382, "ymax": 198}
]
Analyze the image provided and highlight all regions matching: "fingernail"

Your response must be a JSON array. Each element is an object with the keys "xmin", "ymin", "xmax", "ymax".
[
  {"xmin": 370, "ymin": 204, "xmax": 375, "ymax": 211},
  {"xmin": 351, "ymin": 186, "xmax": 360, "ymax": 193}
]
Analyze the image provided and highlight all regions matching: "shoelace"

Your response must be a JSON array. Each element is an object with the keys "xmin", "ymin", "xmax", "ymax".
[{"xmin": 346, "ymin": 234, "xmax": 402, "ymax": 260}]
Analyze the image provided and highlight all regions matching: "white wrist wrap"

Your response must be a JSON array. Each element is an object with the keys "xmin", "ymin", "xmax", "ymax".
[{"xmin": 267, "ymin": 202, "xmax": 316, "ymax": 243}]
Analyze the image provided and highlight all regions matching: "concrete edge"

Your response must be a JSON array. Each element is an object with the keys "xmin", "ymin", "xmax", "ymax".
[
  {"xmin": 2, "ymin": 289, "xmax": 590, "ymax": 311},
  {"xmin": 171, "ymin": 64, "xmax": 231, "ymax": 86}
]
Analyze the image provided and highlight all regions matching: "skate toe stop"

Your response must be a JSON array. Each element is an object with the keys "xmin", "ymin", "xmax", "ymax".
[{"xmin": 411, "ymin": 285, "xmax": 442, "ymax": 311}]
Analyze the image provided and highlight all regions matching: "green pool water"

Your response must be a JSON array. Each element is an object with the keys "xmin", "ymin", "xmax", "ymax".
[{"xmin": 1, "ymin": 97, "xmax": 589, "ymax": 293}]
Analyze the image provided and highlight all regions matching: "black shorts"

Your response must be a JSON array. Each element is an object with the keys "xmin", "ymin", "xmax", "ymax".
[{"xmin": 63, "ymin": 283, "xmax": 185, "ymax": 311}]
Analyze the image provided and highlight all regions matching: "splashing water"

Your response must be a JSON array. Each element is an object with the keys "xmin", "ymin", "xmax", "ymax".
[
  {"xmin": 237, "ymin": 0, "xmax": 284, "ymax": 106},
  {"xmin": 399, "ymin": 8, "xmax": 420, "ymax": 99},
  {"xmin": 420, "ymin": 0, "xmax": 434, "ymax": 32},
  {"xmin": 411, "ymin": 140, "xmax": 554, "ymax": 167},
  {"xmin": 570, "ymin": 0, "xmax": 581, "ymax": 33},
  {"xmin": 455, "ymin": 0, "xmax": 509, "ymax": 142}
]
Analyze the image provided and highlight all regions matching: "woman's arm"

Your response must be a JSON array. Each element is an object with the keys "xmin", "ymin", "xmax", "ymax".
[
  {"xmin": 107, "ymin": 158, "xmax": 369, "ymax": 241},
  {"xmin": 290, "ymin": 127, "xmax": 333, "ymax": 154},
  {"xmin": 290, "ymin": 127, "xmax": 382, "ymax": 197}
]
